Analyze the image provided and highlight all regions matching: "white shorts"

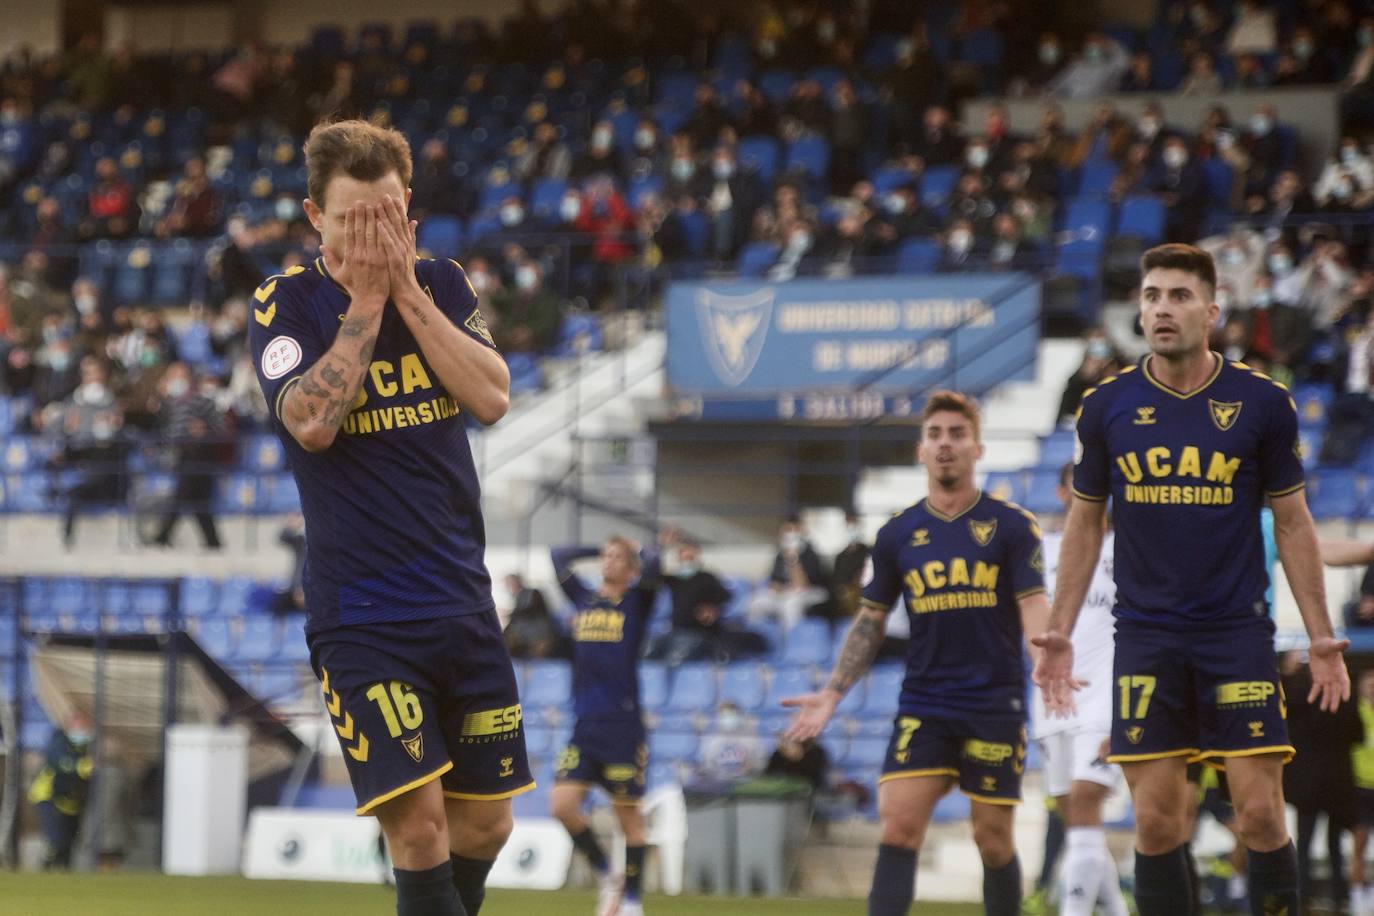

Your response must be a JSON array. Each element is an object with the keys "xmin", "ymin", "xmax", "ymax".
[{"xmin": 1039, "ymin": 729, "xmax": 1120, "ymax": 799}]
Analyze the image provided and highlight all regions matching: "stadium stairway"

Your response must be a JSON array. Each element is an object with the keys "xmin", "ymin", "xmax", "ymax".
[{"xmin": 852, "ymin": 338, "xmax": 1083, "ymax": 518}]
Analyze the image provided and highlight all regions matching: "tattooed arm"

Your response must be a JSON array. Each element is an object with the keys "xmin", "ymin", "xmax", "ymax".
[
  {"xmin": 782, "ymin": 601, "xmax": 892, "ymax": 741},
  {"xmin": 279, "ymin": 307, "xmax": 384, "ymax": 452},
  {"xmin": 280, "ymin": 203, "xmax": 390, "ymax": 453}
]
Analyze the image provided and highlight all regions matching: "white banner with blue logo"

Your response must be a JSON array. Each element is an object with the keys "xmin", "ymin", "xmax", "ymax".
[{"xmin": 666, "ymin": 274, "xmax": 1040, "ymax": 397}]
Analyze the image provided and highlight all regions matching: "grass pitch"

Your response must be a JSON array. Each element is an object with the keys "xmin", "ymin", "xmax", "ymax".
[{"xmin": 0, "ymin": 872, "xmax": 986, "ymax": 915}]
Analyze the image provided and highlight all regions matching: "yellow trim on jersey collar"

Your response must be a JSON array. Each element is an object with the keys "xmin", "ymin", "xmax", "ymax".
[
  {"xmin": 922, "ymin": 490, "xmax": 982, "ymax": 523},
  {"xmin": 1141, "ymin": 351, "xmax": 1223, "ymax": 400}
]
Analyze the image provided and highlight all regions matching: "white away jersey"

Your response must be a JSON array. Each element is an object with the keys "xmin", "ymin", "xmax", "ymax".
[{"xmin": 1031, "ymin": 530, "xmax": 1117, "ymax": 738}]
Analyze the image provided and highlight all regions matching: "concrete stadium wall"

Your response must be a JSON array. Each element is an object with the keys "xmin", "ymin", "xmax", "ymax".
[
  {"xmin": 2, "ymin": 0, "xmax": 62, "ymax": 56},
  {"xmin": 964, "ymin": 88, "xmax": 1342, "ymax": 183},
  {"xmin": 104, "ymin": 2, "xmax": 237, "ymax": 53}
]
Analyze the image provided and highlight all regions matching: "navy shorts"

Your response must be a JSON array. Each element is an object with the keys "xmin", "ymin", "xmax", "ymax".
[
  {"xmin": 556, "ymin": 717, "xmax": 648, "ymax": 803},
  {"xmin": 1358, "ymin": 788, "xmax": 1374, "ymax": 828},
  {"xmin": 879, "ymin": 714, "xmax": 1027, "ymax": 804},
  {"xmin": 308, "ymin": 611, "xmax": 535, "ymax": 815},
  {"xmin": 1109, "ymin": 619, "xmax": 1292, "ymax": 768}
]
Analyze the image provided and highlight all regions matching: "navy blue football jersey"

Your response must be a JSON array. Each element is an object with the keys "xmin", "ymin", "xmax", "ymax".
[
  {"xmin": 861, "ymin": 493, "xmax": 1045, "ymax": 721},
  {"xmin": 248, "ymin": 257, "xmax": 500, "ymax": 635},
  {"xmin": 553, "ymin": 547, "xmax": 661, "ymax": 721},
  {"xmin": 1072, "ymin": 354, "xmax": 1305, "ymax": 628}
]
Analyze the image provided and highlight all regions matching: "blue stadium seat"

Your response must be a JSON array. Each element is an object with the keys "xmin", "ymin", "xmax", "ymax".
[
  {"xmin": 263, "ymin": 475, "xmax": 301, "ymax": 513},
  {"xmin": 256, "ymin": 667, "xmax": 302, "ymax": 706},
  {"xmin": 835, "ymin": 673, "xmax": 867, "ymax": 716},
  {"xmin": 847, "ymin": 737, "xmax": 888, "ymax": 769},
  {"xmin": 818, "ymin": 735, "xmax": 848, "ymax": 766},
  {"xmin": 529, "ymin": 178, "xmax": 569, "ymax": 221},
  {"xmin": 112, "ymin": 244, "xmax": 153, "ymax": 305},
  {"xmin": 737, "ymin": 137, "xmax": 780, "ymax": 182},
  {"xmin": 218, "ymin": 576, "xmax": 254, "ymax": 617},
  {"xmin": 784, "ymin": 135, "xmax": 830, "ymax": 181},
  {"xmin": 216, "ymin": 474, "xmax": 260, "ymax": 513},
  {"xmin": 719, "ymin": 664, "xmax": 767, "ymax": 712},
  {"xmin": 640, "ymin": 662, "xmax": 670, "ymax": 710},
  {"xmin": 871, "ymin": 164, "xmax": 920, "ymax": 194},
  {"xmin": 152, "ymin": 240, "xmax": 198, "ymax": 304},
  {"xmin": 234, "ymin": 616, "xmax": 278, "ymax": 662},
  {"xmin": 1293, "ymin": 384, "xmax": 1333, "ymax": 429},
  {"xmin": 4, "ymin": 473, "xmax": 53, "ymax": 512},
  {"xmin": 1038, "ymin": 430, "xmax": 1076, "ymax": 469},
  {"xmin": 523, "ymin": 726, "xmax": 553, "ymax": 758},
  {"xmin": 1023, "ymin": 468, "xmax": 1065, "ymax": 516},
  {"xmin": 646, "ymin": 760, "xmax": 679, "ymax": 790},
  {"xmin": 983, "ymin": 471, "xmax": 1025, "ymax": 505},
  {"xmin": 64, "ymin": 613, "xmax": 100, "ymax": 634},
  {"xmin": 180, "ymin": 576, "xmax": 217, "ymax": 617},
  {"xmin": 524, "ymin": 660, "xmax": 573, "ymax": 710},
  {"xmin": 736, "ymin": 242, "xmax": 780, "ymax": 278},
  {"xmin": 196, "ymin": 619, "xmax": 234, "ymax": 659},
  {"xmin": 920, "ymin": 166, "xmax": 960, "ymax": 208},
  {"xmin": 758, "ymin": 70, "xmax": 798, "ymax": 104},
  {"xmin": 3, "ymin": 437, "xmax": 36, "ymax": 473},
  {"xmin": 51, "ymin": 579, "xmax": 93, "ymax": 616},
  {"xmin": 931, "ymin": 790, "xmax": 972, "ymax": 823},
  {"xmin": 1117, "ymin": 195, "xmax": 1166, "ymax": 243},
  {"xmin": 101, "ymin": 581, "xmax": 132, "ymax": 616},
  {"xmin": 627, "ymin": 175, "xmax": 665, "ymax": 208},
  {"xmin": 862, "ymin": 665, "xmax": 903, "ymax": 719},
  {"xmin": 131, "ymin": 581, "xmax": 170, "ymax": 617},
  {"xmin": 552, "ymin": 313, "xmax": 603, "ymax": 357},
  {"xmin": 765, "ymin": 667, "xmax": 814, "ymax": 709},
  {"xmin": 1077, "ymin": 162, "xmax": 1119, "ymax": 197},
  {"xmin": 243, "ymin": 434, "xmax": 285, "ymax": 473},
  {"xmin": 1297, "ymin": 429, "xmax": 1321, "ymax": 471},
  {"xmin": 958, "ymin": 29, "xmax": 1004, "ymax": 68},
  {"xmin": 895, "ymin": 239, "xmax": 941, "ymax": 274},
  {"xmin": 1202, "ymin": 159, "xmax": 1234, "ymax": 205},
  {"xmin": 416, "ymin": 216, "xmax": 463, "ymax": 259},
  {"xmin": 1308, "ymin": 469, "xmax": 1360, "ymax": 520},
  {"xmin": 175, "ymin": 319, "xmax": 212, "ymax": 364},
  {"xmin": 650, "ymin": 730, "xmax": 699, "ymax": 766},
  {"xmin": 781, "ymin": 619, "xmax": 832, "ymax": 667},
  {"xmin": 665, "ymin": 663, "xmax": 717, "ymax": 714}
]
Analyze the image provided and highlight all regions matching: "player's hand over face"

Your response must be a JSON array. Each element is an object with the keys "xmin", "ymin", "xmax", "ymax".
[
  {"xmin": 1308, "ymin": 636, "xmax": 1352, "ymax": 712},
  {"xmin": 377, "ymin": 195, "xmax": 421, "ymax": 297},
  {"xmin": 324, "ymin": 204, "xmax": 390, "ymax": 311},
  {"xmin": 1030, "ymin": 631, "xmax": 1083, "ymax": 718},
  {"xmin": 780, "ymin": 690, "xmax": 839, "ymax": 742}
]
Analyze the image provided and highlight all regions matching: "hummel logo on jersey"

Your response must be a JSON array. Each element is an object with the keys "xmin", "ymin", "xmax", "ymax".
[
  {"xmin": 1249, "ymin": 721, "xmax": 1266, "ymax": 738},
  {"xmin": 499, "ymin": 757, "xmax": 515, "ymax": 778},
  {"xmin": 968, "ymin": 518, "xmax": 997, "ymax": 547},
  {"xmin": 1133, "ymin": 406, "xmax": 1157, "ymax": 425},
  {"xmin": 911, "ymin": 529, "xmax": 930, "ymax": 546},
  {"xmin": 981, "ymin": 776, "xmax": 997, "ymax": 792},
  {"xmin": 1209, "ymin": 399, "xmax": 1243, "ymax": 431}
]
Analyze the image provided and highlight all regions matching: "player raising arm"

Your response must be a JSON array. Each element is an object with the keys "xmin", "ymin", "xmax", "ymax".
[
  {"xmin": 1034, "ymin": 243, "xmax": 1348, "ymax": 916},
  {"xmin": 784, "ymin": 391, "xmax": 1049, "ymax": 916}
]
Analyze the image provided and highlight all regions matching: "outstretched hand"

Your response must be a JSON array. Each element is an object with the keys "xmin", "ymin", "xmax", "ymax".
[
  {"xmin": 1031, "ymin": 631, "xmax": 1084, "ymax": 718},
  {"xmin": 1308, "ymin": 636, "xmax": 1351, "ymax": 713},
  {"xmin": 780, "ymin": 690, "xmax": 839, "ymax": 742}
]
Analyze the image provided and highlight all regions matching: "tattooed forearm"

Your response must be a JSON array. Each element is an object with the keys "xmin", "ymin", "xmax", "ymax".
[
  {"xmin": 826, "ymin": 608, "xmax": 887, "ymax": 695},
  {"xmin": 279, "ymin": 309, "xmax": 384, "ymax": 447}
]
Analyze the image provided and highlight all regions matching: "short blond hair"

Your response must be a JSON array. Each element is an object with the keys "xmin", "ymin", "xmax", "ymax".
[
  {"xmin": 603, "ymin": 536, "xmax": 641, "ymax": 569},
  {"xmin": 304, "ymin": 117, "xmax": 414, "ymax": 207},
  {"xmin": 921, "ymin": 390, "xmax": 981, "ymax": 441}
]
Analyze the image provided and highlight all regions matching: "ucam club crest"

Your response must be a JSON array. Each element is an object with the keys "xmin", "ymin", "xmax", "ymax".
[{"xmin": 696, "ymin": 287, "xmax": 774, "ymax": 387}]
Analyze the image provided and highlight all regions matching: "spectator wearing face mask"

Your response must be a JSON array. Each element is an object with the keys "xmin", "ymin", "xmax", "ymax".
[
  {"xmin": 627, "ymin": 117, "xmax": 667, "ymax": 173},
  {"xmin": 938, "ymin": 218, "xmax": 982, "ymax": 272},
  {"xmin": 1201, "ymin": 225, "xmax": 1267, "ymax": 304},
  {"xmin": 50, "ymin": 360, "xmax": 128, "ymax": 548},
  {"xmin": 488, "ymin": 258, "xmax": 561, "ymax": 353},
  {"xmin": 697, "ymin": 702, "xmax": 768, "ymax": 784},
  {"xmin": 1275, "ymin": 26, "xmax": 1331, "ymax": 86},
  {"xmin": 1180, "ymin": 51, "xmax": 1223, "ymax": 95},
  {"xmin": 514, "ymin": 121, "xmax": 572, "ymax": 184},
  {"xmin": 1151, "ymin": 136, "xmax": 1204, "ymax": 242},
  {"xmin": 749, "ymin": 517, "xmax": 831, "ymax": 631},
  {"xmin": 1057, "ymin": 329, "xmax": 1122, "ymax": 425},
  {"xmin": 149, "ymin": 362, "xmax": 223, "ymax": 550},
  {"xmin": 493, "ymin": 194, "xmax": 530, "ymax": 239},
  {"xmin": 29, "ymin": 712, "xmax": 94, "ymax": 869},
  {"xmin": 663, "ymin": 132, "xmax": 708, "ymax": 200},
  {"xmin": 570, "ymin": 119, "xmax": 624, "ymax": 182},
  {"xmin": 1024, "ymin": 33, "xmax": 1067, "ymax": 92},
  {"xmin": 912, "ymin": 105, "xmax": 964, "ymax": 169},
  {"xmin": 1046, "ymin": 32, "xmax": 1130, "ymax": 100},
  {"xmin": 703, "ymin": 145, "xmax": 759, "ymax": 263},
  {"xmin": 686, "ymin": 82, "xmax": 733, "ymax": 151},
  {"xmin": 829, "ymin": 512, "xmax": 870, "ymax": 621},
  {"xmin": 1316, "ymin": 139, "xmax": 1374, "ymax": 210},
  {"xmin": 1242, "ymin": 104, "xmax": 1287, "ymax": 197}
]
